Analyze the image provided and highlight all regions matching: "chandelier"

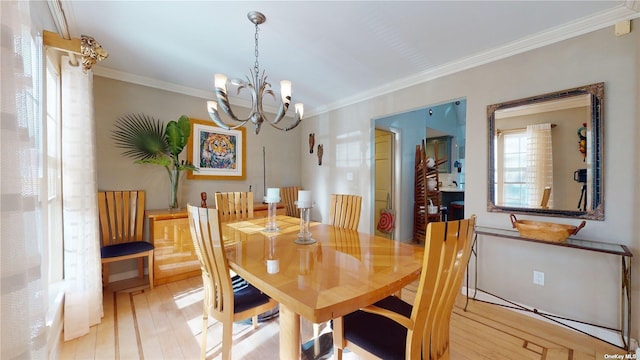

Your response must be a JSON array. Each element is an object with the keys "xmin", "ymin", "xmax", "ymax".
[{"xmin": 207, "ymin": 11, "xmax": 304, "ymax": 134}]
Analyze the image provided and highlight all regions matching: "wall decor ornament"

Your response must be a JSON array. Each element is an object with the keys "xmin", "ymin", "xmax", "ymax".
[
  {"xmin": 186, "ymin": 118, "xmax": 246, "ymax": 180},
  {"xmin": 309, "ymin": 133, "xmax": 315, "ymax": 153},
  {"xmin": 317, "ymin": 144, "xmax": 324, "ymax": 166}
]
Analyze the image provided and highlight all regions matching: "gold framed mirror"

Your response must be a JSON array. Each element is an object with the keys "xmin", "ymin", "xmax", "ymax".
[{"xmin": 487, "ymin": 82, "xmax": 604, "ymax": 220}]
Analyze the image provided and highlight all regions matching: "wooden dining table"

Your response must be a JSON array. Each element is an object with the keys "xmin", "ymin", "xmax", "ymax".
[{"xmin": 220, "ymin": 215, "xmax": 424, "ymax": 359}]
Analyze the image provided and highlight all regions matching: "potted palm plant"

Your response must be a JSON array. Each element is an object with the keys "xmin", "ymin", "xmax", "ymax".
[{"xmin": 112, "ymin": 113, "xmax": 198, "ymax": 209}]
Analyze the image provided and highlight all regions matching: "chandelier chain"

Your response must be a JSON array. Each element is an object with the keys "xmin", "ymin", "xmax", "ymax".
[{"xmin": 254, "ymin": 23, "xmax": 260, "ymax": 75}]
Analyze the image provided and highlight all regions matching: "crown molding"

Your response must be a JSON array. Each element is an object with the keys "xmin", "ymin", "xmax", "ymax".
[
  {"xmin": 625, "ymin": 0, "xmax": 640, "ymax": 12},
  {"xmin": 88, "ymin": 4, "xmax": 639, "ymax": 118},
  {"xmin": 92, "ymin": 66, "xmax": 280, "ymax": 113},
  {"xmin": 310, "ymin": 4, "xmax": 640, "ymax": 117}
]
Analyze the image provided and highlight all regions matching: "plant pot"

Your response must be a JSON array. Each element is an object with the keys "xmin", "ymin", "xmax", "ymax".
[{"xmin": 169, "ymin": 169, "xmax": 182, "ymax": 209}]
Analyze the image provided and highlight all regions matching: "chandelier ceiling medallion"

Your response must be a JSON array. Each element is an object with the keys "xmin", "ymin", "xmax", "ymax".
[{"xmin": 207, "ymin": 11, "xmax": 304, "ymax": 134}]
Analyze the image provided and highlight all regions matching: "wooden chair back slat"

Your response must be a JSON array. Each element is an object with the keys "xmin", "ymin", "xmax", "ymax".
[
  {"xmin": 429, "ymin": 215, "xmax": 476, "ymax": 359},
  {"xmin": 281, "ymin": 186, "xmax": 301, "ymax": 217},
  {"xmin": 215, "ymin": 192, "xmax": 254, "ymax": 222},
  {"xmin": 98, "ymin": 190, "xmax": 144, "ymax": 246},
  {"xmin": 329, "ymin": 194, "xmax": 362, "ymax": 231}
]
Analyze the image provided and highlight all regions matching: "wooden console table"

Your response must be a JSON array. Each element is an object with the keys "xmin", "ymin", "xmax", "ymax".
[
  {"xmin": 146, "ymin": 203, "xmax": 285, "ymax": 286},
  {"xmin": 466, "ymin": 226, "xmax": 632, "ymax": 350}
]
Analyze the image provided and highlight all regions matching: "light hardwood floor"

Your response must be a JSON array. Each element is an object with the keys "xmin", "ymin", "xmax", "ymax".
[{"xmin": 60, "ymin": 276, "xmax": 628, "ymax": 359}]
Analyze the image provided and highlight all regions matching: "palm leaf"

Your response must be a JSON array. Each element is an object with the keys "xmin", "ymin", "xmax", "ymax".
[
  {"xmin": 112, "ymin": 113, "xmax": 168, "ymax": 160},
  {"xmin": 166, "ymin": 115, "xmax": 191, "ymax": 158}
]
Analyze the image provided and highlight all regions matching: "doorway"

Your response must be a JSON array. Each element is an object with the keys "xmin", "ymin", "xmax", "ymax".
[
  {"xmin": 374, "ymin": 129, "xmax": 395, "ymax": 238},
  {"xmin": 372, "ymin": 99, "xmax": 466, "ymax": 242}
]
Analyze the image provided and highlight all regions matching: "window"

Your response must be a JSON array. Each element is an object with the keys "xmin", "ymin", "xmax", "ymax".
[
  {"xmin": 45, "ymin": 57, "xmax": 63, "ymax": 285},
  {"xmin": 496, "ymin": 131, "xmax": 528, "ymax": 207}
]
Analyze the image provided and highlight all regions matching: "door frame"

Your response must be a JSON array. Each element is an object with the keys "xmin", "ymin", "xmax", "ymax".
[{"xmin": 372, "ymin": 126, "xmax": 401, "ymax": 240}]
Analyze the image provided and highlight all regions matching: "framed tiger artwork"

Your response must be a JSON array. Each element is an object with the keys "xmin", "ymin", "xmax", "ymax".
[{"xmin": 187, "ymin": 118, "xmax": 246, "ymax": 180}]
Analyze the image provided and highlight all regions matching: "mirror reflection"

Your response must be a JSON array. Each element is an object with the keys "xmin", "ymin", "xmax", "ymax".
[{"xmin": 487, "ymin": 83, "xmax": 604, "ymax": 220}]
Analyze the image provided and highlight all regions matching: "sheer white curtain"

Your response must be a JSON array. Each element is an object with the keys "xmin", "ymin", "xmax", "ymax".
[
  {"xmin": 526, "ymin": 123, "xmax": 554, "ymax": 207},
  {"xmin": 1, "ymin": 1, "xmax": 47, "ymax": 358},
  {"xmin": 61, "ymin": 57, "xmax": 103, "ymax": 340}
]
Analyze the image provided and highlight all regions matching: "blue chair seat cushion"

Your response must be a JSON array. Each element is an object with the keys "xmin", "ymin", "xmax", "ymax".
[
  {"xmin": 233, "ymin": 275, "xmax": 272, "ymax": 314},
  {"xmin": 101, "ymin": 241, "xmax": 154, "ymax": 259},
  {"xmin": 334, "ymin": 295, "xmax": 413, "ymax": 360}
]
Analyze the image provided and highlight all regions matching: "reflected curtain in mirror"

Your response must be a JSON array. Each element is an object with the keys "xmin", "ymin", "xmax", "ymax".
[{"xmin": 526, "ymin": 123, "xmax": 553, "ymax": 208}]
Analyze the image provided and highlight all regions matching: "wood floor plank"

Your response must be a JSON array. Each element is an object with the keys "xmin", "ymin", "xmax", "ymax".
[
  {"xmin": 132, "ymin": 290, "xmax": 165, "ymax": 359},
  {"xmin": 60, "ymin": 277, "xmax": 628, "ymax": 360},
  {"xmin": 145, "ymin": 284, "xmax": 187, "ymax": 359},
  {"xmin": 162, "ymin": 280, "xmax": 202, "ymax": 359},
  {"xmin": 115, "ymin": 291, "xmax": 140, "ymax": 359},
  {"xmin": 94, "ymin": 290, "xmax": 116, "ymax": 360}
]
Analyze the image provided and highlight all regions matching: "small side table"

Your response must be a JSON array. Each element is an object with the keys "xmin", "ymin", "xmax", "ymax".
[{"xmin": 466, "ymin": 226, "xmax": 632, "ymax": 350}]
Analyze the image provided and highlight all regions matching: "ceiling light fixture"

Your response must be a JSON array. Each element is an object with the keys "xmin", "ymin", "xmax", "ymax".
[{"xmin": 206, "ymin": 11, "xmax": 303, "ymax": 134}]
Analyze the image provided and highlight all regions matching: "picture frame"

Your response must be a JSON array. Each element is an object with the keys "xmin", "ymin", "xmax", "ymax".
[{"xmin": 187, "ymin": 118, "xmax": 246, "ymax": 180}]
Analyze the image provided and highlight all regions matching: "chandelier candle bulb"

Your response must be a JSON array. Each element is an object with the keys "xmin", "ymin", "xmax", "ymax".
[
  {"xmin": 280, "ymin": 80, "xmax": 291, "ymax": 102},
  {"xmin": 214, "ymin": 74, "xmax": 227, "ymax": 89}
]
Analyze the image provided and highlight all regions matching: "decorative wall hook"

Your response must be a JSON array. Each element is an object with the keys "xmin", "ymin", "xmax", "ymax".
[
  {"xmin": 309, "ymin": 133, "xmax": 315, "ymax": 153},
  {"xmin": 317, "ymin": 144, "xmax": 324, "ymax": 166}
]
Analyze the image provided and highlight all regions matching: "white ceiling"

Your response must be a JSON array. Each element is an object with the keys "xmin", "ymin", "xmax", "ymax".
[{"xmin": 62, "ymin": 1, "xmax": 638, "ymax": 116}]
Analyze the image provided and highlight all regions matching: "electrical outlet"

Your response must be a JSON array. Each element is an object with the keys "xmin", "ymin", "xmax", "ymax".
[{"xmin": 533, "ymin": 271, "xmax": 545, "ymax": 286}]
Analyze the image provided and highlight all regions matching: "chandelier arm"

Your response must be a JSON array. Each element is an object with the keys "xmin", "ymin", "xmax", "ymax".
[
  {"xmin": 266, "ymin": 100, "xmax": 290, "ymax": 125},
  {"xmin": 208, "ymin": 103, "xmax": 249, "ymax": 130},
  {"xmin": 215, "ymin": 87, "xmax": 253, "ymax": 123},
  {"xmin": 267, "ymin": 112, "xmax": 302, "ymax": 132},
  {"xmin": 257, "ymin": 85, "xmax": 290, "ymax": 125}
]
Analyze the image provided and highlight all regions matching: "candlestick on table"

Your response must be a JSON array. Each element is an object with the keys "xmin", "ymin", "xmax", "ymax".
[
  {"xmin": 295, "ymin": 190, "xmax": 315, "ymax": 244},
  {"xmin": 265, "ymin": 187, "xmax": 280, "ymax": 232}
]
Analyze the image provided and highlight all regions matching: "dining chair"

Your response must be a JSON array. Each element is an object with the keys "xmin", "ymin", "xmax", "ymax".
[
  {"xmin": 281, "ymin": 186, "xmax": 301, "ymax": 217},
  {"xmin": 187, "ymin": 204, "xmax": 278, "ymax": 360},
  {"xmin": 214, "ymin": 191, "xmax": 254, "ymax": 222},
  {"xmin": 332, "ymin": 215, "xmax": 476, "ymax": 360},
  {"xmin": 540, "ymin": 186, "xmax": 551, "ymax": 209},
  {"xmin": 98, "ymin": 190, "xmax": 154, "ymax": 289},
  {"xmin": 328, "ymin": 194, "xmax": 362, "ymax": 231}
]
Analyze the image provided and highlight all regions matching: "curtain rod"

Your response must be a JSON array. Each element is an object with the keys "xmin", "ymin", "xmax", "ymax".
[
  {"xmin": 43, "ymin": 30, "xmax": 108, "ymax": 71},
  {"xmin": 497, "ymin": 123, "xmax": 556, "ymax": 136}
]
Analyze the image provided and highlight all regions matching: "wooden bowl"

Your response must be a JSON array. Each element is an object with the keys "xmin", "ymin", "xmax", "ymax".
[{"xmin": 509, "ymin": 214, "xmax": 586, "ymax": 243}]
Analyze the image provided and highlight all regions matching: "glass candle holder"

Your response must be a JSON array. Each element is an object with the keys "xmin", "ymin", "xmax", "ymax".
[
  {"xmin": 296, "ymin": 207, "xmax": 315, "ymax": 244},
  {"xmin": 264, "ymin": 187, "xmax": 280, "ymax": 232},
  {"xmin": 265, "ymin": 201, "xmax": 279, "ymax": 232}
]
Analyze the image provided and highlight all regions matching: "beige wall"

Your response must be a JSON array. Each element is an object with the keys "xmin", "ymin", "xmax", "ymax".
[
  {"xmin": 94, "ymin": 77, "xmax": 301, "ymax": 277},
  {"xmin": 301, "ymin": 22, "xmax": 640, "ymax": 342}
]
